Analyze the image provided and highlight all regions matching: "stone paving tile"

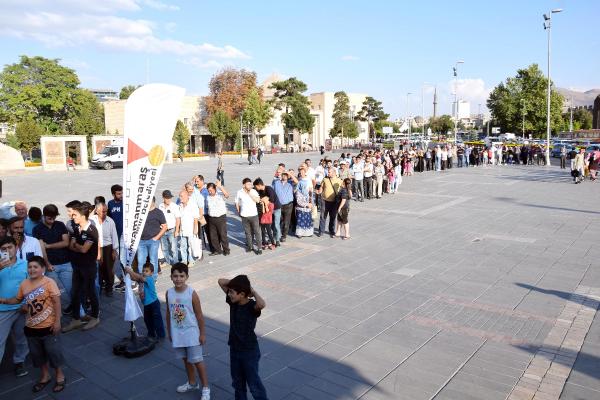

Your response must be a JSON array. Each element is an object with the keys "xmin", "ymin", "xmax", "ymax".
[{"xmin": 2, "ymin": 155, "xmax": 600, "ymax": 400}]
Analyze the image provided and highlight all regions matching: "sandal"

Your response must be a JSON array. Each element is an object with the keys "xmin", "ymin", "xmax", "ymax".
[
  {"xmin": 53, "ymin": 379, "xmax": 66, "ymax": 393},
  {"xmin": 33, "ymin": 379, "xmax": 52, "ymax": 393}
]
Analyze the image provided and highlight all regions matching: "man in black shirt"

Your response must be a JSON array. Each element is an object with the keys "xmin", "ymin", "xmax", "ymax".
[
  {"xmin": 137, "ymin": 197, "xmax": 167, "ymax": 279},
  {"xmin": 33, "ymin": 204, "xmax": 73, "ymax": 310}
]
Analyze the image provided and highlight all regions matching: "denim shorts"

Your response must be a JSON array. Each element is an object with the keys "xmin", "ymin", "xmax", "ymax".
[{"xmin": 174, "ymin": 344, "xmax": 204, "ymax": 363}]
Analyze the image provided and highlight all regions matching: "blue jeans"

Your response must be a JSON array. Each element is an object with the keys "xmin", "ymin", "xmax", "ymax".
[
  {"xmin": 143, "ymin": 300, "xmax": 165, "ymax": 338},
  {"xmin": 179, "ymin": 236, "xmax": 194, "ymax": 263},
  {"xmin": 137, "ymin": 239, "xmax": 160, "ymax": 279},
  {"xmin": 217, "ymin": 170, "xmax": 225, "ymax": 186},
  {"xmin": 47, "ymin": 262, "xmax": 73, "ymax": 304},
  {"xmin": 435, "ymin": 156, "xmax": 441, "ymax": 171},
  {"xmin": 160, "ymin": 229, "xmax": 178, "ymax": 265},
  {"xmin": 230, "ymin": 347, "xmax": 268, "ymax": 400},
  {"xmin": 272, "ymin": 208, "xmax": 282, "ymax": 242}
]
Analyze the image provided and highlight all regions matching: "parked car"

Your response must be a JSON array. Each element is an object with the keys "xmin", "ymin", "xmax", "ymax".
[{"xmin": 551, "ymin": 144, "xmax": 575, "ymax": 158}]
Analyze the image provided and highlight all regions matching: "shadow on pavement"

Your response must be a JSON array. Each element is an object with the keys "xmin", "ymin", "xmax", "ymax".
[
  {"xmin": 513, "ymin": 343, "xmax": 600, "ymax": 381},
  {"xmin": 515, "ymin": 283, "xmax": 599, "ymax": 305},
  {"xmin": 0, "ymin": 293, "xmax": 380, "ymax": 400},
  {"xmin": 494, "ymin": 197, "xmax": 600, "ymax": 216}
]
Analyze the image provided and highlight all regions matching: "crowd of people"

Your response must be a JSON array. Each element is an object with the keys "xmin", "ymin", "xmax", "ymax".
[{"xmin": 1, "ymin": 142, "xmax": 594, "ymax": 397}]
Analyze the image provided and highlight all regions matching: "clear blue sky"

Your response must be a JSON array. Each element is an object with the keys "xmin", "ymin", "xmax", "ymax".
[{"xmin": 1, "ymin": 0, "xmax": 598, "ymax": 119}]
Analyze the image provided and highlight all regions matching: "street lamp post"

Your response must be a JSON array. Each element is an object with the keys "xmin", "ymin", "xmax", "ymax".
[
  {"xmin": 453, "ymin": 60, "xmax": 464, "ymax": 144},
  {"xmin": 543, "ymin": 8, "xmax": 562, "ymax": 165},
  {"xmin": 421, "ymin": 82, "xmax": 432, "ymax": 146},
  {"xmin": 569, "ymin": 95, "xmax": 573, "ymax": 132},
  {"xmin": 521, "ymin": 99, "xmax": 526, "ymax": 139},
  {"xmin": 406, "ymin": 92, "xmax": 412, "ymax": 146}
]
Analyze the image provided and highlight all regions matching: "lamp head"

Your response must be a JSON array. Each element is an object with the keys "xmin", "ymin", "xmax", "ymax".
[
  {"xmin": 543, "ymin": 13, "xmax": 550, "ymax": 20},
  {"xmin": 551, "ymin": 8, "xmax": 563, "ymax": 13}
]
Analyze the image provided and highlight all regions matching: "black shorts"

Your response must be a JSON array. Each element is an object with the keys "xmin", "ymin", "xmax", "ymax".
[
  {"xmin": 26, "ymin": 333, "xmax": 65, "ymax": 368},
  {"xmin": 337, "ymin": 208, "xmax": 349, "ymax": 224}
]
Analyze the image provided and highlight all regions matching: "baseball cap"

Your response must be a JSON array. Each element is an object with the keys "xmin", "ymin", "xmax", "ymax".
[
  {"xmin": 162, "ymin": 190, "xmax": 174, "ymax": 198},
  {"xmin": 42, "ymin": 204, "xmax": 60, "ymax": 218}
]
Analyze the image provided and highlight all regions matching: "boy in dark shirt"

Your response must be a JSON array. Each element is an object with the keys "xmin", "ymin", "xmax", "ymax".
[{"xmin": 218, "ymin": 275, "xmax": 268, "ymax": 400}]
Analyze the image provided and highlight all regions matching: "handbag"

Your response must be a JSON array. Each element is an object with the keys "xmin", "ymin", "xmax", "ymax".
[
  {"xmin": 260, "ymin": 203, "xmax": 274, "ymax": 224},
  {"xmin": 311, "ymin": 203, "xmax": 318, "ymax": 220},
  {"xmin": 191, "ymin": 234, "xmax": 203, "ymax": 259},
  {"xmin": 123, "ymin": 274, "xmax": 143, "ymax": 322}
]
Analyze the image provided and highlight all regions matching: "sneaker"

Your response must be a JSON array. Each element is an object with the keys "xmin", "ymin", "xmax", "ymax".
[
  {"xmin": 14, "ymin": 363, "xmax": 28, "ymax": 377},
  {"xmin": 201, "ymin": 386, "xmax": 211, "ymax": 400},
  {"xmin": 114, "ymin": 282, "xmax": 126, "ymax": 292},
  {"xmin": 82, "ymin": 317, "xmax": 100, "ymax": 331},
  {"xmin": 62, "ymin": 319, "xmax": 86, "ymax": 333},
  {"xmin": 176, "ymin": 382, "xmax": 199, "ymax": 393}
]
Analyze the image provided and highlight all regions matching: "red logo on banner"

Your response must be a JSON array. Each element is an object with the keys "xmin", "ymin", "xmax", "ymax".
[{"xmin": 127, "ymin": 138, "xmax": 148, "ymax": 164}]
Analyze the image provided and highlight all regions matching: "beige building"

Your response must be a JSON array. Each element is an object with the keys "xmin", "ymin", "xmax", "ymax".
[
  {"xmin": 103, "ymin": 96, "xmax": 208, "ymax": 152},
  {"xmin": 103, "ymin": 77, "xmax": 371, "ymax": 152}
]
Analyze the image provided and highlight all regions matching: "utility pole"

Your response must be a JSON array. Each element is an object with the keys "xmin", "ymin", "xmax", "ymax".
[
  {"xmin": 569, "ymin": 95, "xmax": 574, "ymax": 132},
  {"xmin": 521, "ymin": 99, "xmax": 526, "ymax": 139},
  {"xmin": 543, "ymin": 8, "xmax": 563, "ymax": 165},
  {"xmin": 239, "ymin": 113, "xmax": 244, "ymax": 158}
]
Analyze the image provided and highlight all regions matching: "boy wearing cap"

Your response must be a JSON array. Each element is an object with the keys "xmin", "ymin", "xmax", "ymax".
[
  {"xmin": 32, "ymin": 205, "xmax": 72, "ymax": 311},
  {"xmin": 159, "ymin": 190, "xmax": 181, "ymax": 266}
]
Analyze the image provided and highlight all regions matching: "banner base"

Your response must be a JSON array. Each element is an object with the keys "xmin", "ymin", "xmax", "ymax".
[{"xmin": 113, "ymin": 322, "xmax": 156, "ymax": 358}]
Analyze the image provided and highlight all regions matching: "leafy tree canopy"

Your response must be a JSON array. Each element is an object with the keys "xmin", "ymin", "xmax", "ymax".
[
  {"xmin": 487, "ymin": 64, "xmax": 564, "ymax": 137},
  {"xmin": 119, "ymin": 85, "xmax": 141, "ymax": 100},
  {"xmin": 205, "ymin": 68, "xmax": 257, "ymax": 120},
  {"xmin": 172, "ymin": 120, "xmax": 191, "ymax": 154}
]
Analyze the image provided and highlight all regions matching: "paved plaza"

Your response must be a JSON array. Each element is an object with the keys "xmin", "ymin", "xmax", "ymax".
[{"xmin": 1, "ymin": 152, "xmax": 599, "ymax": 400}]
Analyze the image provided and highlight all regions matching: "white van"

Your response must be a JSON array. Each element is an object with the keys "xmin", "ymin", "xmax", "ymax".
[{"xmin": 91, "ymin": 139, "xmax": 124, "ymax": 170}]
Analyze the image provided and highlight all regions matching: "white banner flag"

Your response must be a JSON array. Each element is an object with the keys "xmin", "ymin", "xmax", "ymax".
[{"xmin": 122, "ymin": 84, "xmax": 185, "ymax": 269}]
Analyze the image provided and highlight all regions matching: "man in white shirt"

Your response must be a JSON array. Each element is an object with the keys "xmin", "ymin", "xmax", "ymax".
[
  {"xmin": 159, "ymin": 190, "xmax": 181, "ymax": 265},
  {"xmin": 305, "ymin": 158, "xmax": 316, "ymax": 187},
  {"xmin": 351, "ymin": 156, "xmax": 364, "ymax": 202},
  {"xmin": 7, "ymin": 217, "xmax": 43, "ymax": 262},
  {"xmin": 235, "ymin": 178, "xmax": 262, "ymax": 255},
  {"xmin": 363, "ymin": 158, "xmax": 374, "ymax": 200},
  {"xmin": 206, "ymin": 181, "xmax": 230, "ymax": 256},
  {"xmin": 90, "ymin": 203, "xmax": 118, "ymax": 296},
  {"xmin": 178, "ymin": 191, "xmax": 199, "ymax": 265}
]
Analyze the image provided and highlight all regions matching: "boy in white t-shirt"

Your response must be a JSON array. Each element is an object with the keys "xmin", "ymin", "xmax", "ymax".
[{"xmin": 166, "ymin": 263, "xmax": 210, "ymax": 399}]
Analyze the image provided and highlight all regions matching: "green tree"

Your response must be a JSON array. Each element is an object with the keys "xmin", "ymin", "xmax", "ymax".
[
  {"xmin": 172, "ymin": 120, "xmax": 191, "ymax": 156},
  {"xmin": 330, "ymin": 91, "xmax": 358, "ymax": 140},
  {"xmin": 67, "ymin": 89, "xmax": 105, "ymax": 137},
  {"xmin": 119, "ymin": 85, "xmax": 141, "ymax": 100},
  {"xmin": 14, "ymin": 119, "xmax": 44, "ymax": 156},
  {"xmin": 269, "ymin": 77, "xmax": 315, "ymax": 144},
  {"xmin": 568, "ymin": 108, "xmax": 593, "ymax": 130},
  {"xmin": 243, "ymin": 87, "xmax": 272, "ymax": 147},
  {"xmin": 207, "ymin": 109, "xmax": 239, "ymax": 151},
  {"xmin": 0, "ymin": 56, "xmax": 80, "ymax": 132},
  {"xmin": 487, "ymin": 64, "xmax": 564, "ymax": 137},
  {"xmin": 354, "ymin": 96, "xmax": 389, "ymax": 140},
  {"xmin": 430, "ymin": 115, "xmax": 454, "ymax": 134}
]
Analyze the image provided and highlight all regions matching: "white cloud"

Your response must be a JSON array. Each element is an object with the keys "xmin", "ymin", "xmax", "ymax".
[
  {"xmin": 179, "ymin": 58, "xmax": 224, "ymax": 70},
  {"xmin": 140, "ymin": 0, "xmax": 179, "ymax": 11},
  {"xmin": 165, "ymin": 22, "xmax": 177, "ymax": 32},
  {"xmin": 0, "ymin": 4, "xmax": 249, "ymax": 59},
  {"xmin": 341, "ymin": 55, "xmax": 359, "ymax": 61},
  {"xmin": 447, "ymin": 78, "xmax": 491, "ymax": 110}
]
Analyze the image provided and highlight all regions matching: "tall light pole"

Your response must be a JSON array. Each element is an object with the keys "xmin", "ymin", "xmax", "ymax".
[
  {"xmin": 407, "ymin": 92, "xmax": 412, "ymax": 145},
  {"xmin": 569, "ymin": 95, "xmax": 574, "ymax": 132},
  {"xmin": 453, "ymin": 60, "xmax": 464, "ymax": 144},
  {"xmin": 544, "ymin": 8, "xmax": 562, "ymax": 165},
  {"xmin": 422, "ymin": 82, "xmax": 433, "ymax": 145},
  {"xmin": 521, "ymin": 99, "xmax": 526, "ymax": 139}
]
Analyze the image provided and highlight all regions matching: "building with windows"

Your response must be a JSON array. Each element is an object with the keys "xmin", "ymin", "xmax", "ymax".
[
  {"xmin": 0, "ymin": 122, "xmax": 15, "ymax": 142},
  {"xmin": 89, "ymin": 89, "xmax": 119, "ymax": 102},
  {"xmin": 103, "ymin": 75, "xmax": 371, "ymax": 153}
]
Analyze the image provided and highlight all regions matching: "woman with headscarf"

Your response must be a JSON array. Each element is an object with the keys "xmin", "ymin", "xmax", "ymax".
[{"xmin": 294, "ymin": 180, "xmax": 313, "ymax": 237}]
